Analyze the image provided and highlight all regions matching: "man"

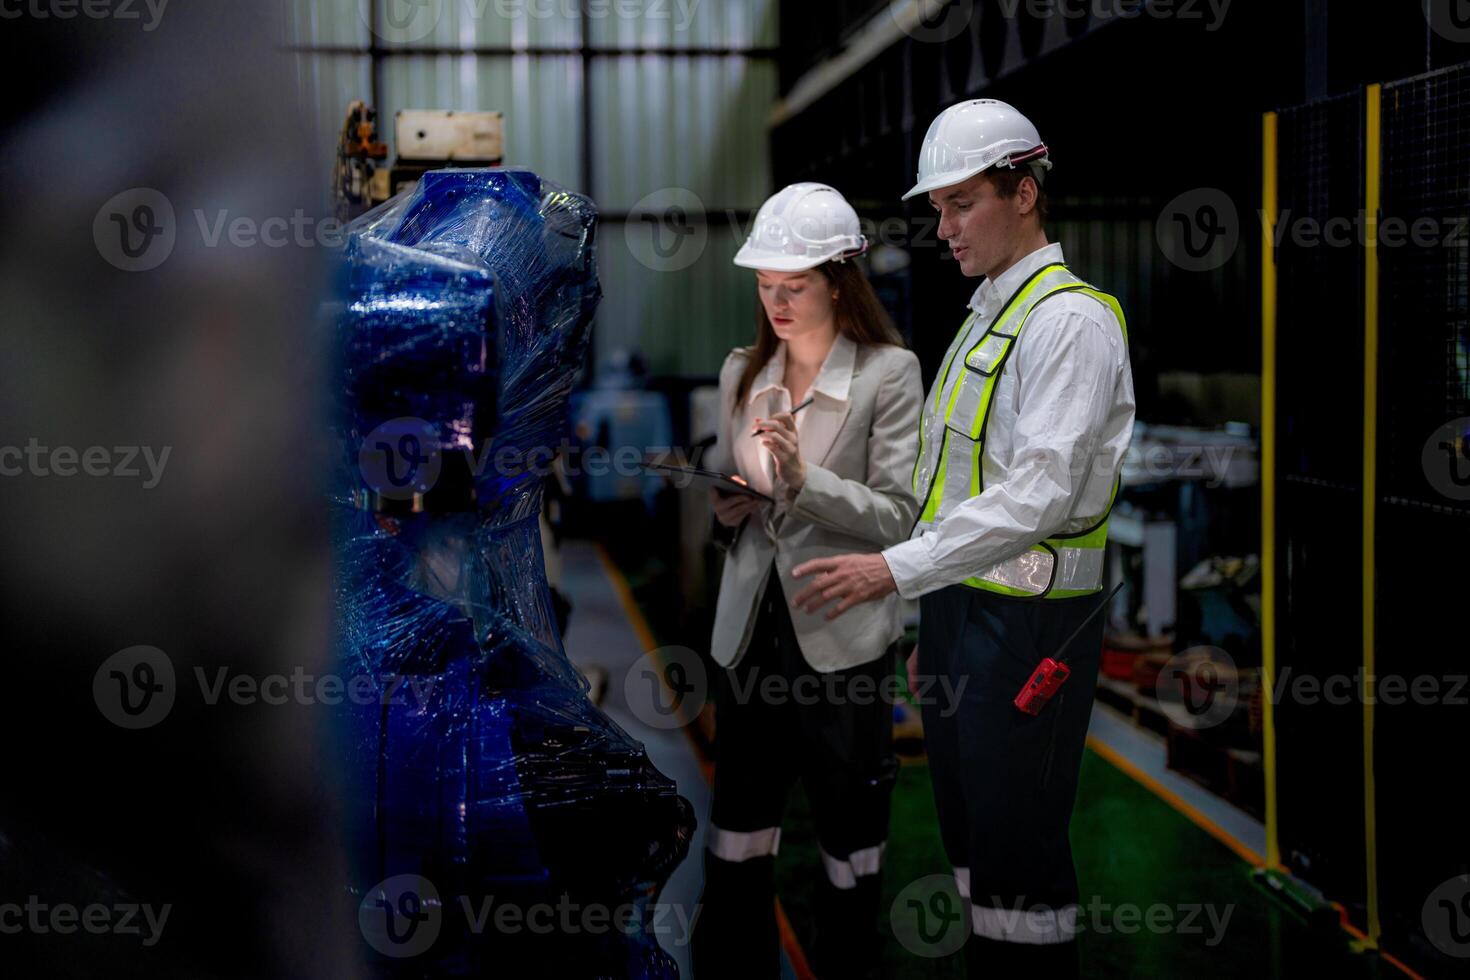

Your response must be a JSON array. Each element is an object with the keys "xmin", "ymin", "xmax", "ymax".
[{"xmin": 791, "ymin": 99, "xmax": 1135, "ymax": 977}]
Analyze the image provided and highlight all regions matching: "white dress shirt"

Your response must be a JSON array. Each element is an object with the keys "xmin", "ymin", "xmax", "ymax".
[
  {"xmin": 732, "ymin": 332, "xmax": 856, "ymax": 506},
  {"xmin": 881, "ymin": 242, "xmax": 1136, "ymax": 599}
]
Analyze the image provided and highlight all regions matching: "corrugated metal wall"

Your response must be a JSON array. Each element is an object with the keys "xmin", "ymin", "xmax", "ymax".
[
  {"xmin": 590, "ymin": 56, "xmax": 773, "ymax": 210},
  {"xmin": 380, "ymin": 55, "xmax": 584, "ymax": 184},
  {"xmin": 287, "ymin": 0, "xmax": 778, "ymax": 378},
  {"xmin": 591, "ymin": 54, "xmax": 776, "ymax": 374},
  {"xmin": 599, "ymin": 220, "xmax": 756, "ymax": 377},
  {"xmin": 284, "ymin": 0, "xmax": 367, "ymax": 46},
  {"xmin": 589, "ymin": 0, "xmax": 775, "ymax": 48}
]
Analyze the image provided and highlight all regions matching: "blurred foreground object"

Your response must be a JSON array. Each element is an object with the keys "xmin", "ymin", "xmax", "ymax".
[{"xmin": 332, "ymin": 169, "xmax": 694, "ymax": 977}]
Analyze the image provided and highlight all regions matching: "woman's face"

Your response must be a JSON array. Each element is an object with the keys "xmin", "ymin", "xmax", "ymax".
[{"xmin": 756, "ymin": 269, "xmax": 835, "ymax": 342}]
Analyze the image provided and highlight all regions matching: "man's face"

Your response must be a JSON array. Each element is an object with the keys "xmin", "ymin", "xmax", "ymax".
[{"xmin": 929, "ymin": 171, "xmax": 1026, "ymax": 278}]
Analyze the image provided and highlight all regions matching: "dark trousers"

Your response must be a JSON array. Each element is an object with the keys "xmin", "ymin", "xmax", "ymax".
[
  {"xmin": 692, "ymin": 572, "xmax": 897, "ymax": 980},
  {"xmin": 917, "ymin": 584, "xmax": 1105, "ymax": 980}
]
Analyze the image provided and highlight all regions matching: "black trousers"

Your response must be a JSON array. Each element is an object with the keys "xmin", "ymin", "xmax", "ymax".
[
  {"xmin": 692, "ymin": 572, "xmax": 898, "ymax": 980},
  {"xmin": 917, "ymin": 584, "xmax": 1105, "ymax": 980}
]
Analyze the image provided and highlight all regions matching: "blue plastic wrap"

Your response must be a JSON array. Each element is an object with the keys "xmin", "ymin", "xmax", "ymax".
[{"xmin": 331, "ymin": 169, "xmax": 693, "ymax": 977}]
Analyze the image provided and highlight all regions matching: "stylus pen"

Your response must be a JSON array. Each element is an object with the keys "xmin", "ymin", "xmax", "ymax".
[{"xmin": 751, "ymin": 396, "xmax": 814, "ymax": 436}]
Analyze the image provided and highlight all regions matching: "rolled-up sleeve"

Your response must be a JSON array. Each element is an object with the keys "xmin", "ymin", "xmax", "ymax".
[
  {"xmin": 882, "ymin": 309, "xmax": 1126, "ymax": 599},
  {"xmin": 790, "ymin": 350, "xmax": 922, "ymax": 547}
]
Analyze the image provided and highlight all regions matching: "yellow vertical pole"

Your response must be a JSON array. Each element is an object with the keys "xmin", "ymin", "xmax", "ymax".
[
  {"xmin": 1260, "ymin": 110, "xmax": 1281, "ymax": 872},
  {"xmin": 1362, "ymin": 82, "xmax": 1382, "ymax": 950}
]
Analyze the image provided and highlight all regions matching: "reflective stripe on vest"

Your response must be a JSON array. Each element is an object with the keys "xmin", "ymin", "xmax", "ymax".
[{"xmin": 911, "ymin": 263, "xmax": 1128, "ymax": 599}]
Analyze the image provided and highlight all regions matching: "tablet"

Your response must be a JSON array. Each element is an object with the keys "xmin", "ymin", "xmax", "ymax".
[{"xmin": 642, "ymin": 460, "xmax": 773, "ymax": 502}]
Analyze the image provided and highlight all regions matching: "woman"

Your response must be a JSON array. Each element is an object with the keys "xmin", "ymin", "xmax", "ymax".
[{"xmin": 691, "ymin": 182, "xmax": 922, "ymax": 979}]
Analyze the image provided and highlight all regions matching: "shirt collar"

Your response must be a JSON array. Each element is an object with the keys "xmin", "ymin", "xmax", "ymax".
[
  {"xmin": 747, "ymin": 343, "xmax": 786, "ymax": 403},
  {"xmin": 968, "ymin": 242, "xmax": 1067, "ymax": 317},
  {"xmin": 747, "ymin": 333, "xmax": 857, "ymax": 406}
]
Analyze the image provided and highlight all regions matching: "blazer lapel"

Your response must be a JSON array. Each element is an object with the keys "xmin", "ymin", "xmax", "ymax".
[
  {"xmin": 799, "ymin": 334, "xmax": 855, "ymax": 467},
  {"xmin": 799, "ymin": 396, "xmax": 849, "ymax": 468}
]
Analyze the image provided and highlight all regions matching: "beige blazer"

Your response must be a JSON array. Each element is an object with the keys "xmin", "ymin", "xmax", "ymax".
[{"xmin": 704, "ymin": 335, "xmax": 923, "ymax": 672}]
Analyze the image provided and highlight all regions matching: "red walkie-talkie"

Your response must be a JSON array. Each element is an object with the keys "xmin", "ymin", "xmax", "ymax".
[{"xmin": 1013, "ymin": 582, "xmax": 1123, "ymax": 716}]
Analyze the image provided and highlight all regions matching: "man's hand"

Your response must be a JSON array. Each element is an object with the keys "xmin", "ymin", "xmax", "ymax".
[
  {"xmin": 710, "ymin": 485, "xmax": 762, "ymax": 527},
  {"xmin": 906, "ymin": 646, "xmax": 920, "ymax": 700},
  {"xmin": 790, "ymin": 552, "xmax": 897, "ymax": 619}
]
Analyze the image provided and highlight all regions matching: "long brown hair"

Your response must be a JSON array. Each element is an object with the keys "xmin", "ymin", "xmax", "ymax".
[{"xmin": 733, "ymin": 259, "xmax": 905, "ymax": 411}]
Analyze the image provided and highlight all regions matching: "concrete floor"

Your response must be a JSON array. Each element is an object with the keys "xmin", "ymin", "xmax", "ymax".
[
  {"xmin": 558, "ymin": 536, "xmax": 1398, "ymax": 980},
  {"xmin": 559, "ymin": 538, "xmax": 713, "ymax": 979}
]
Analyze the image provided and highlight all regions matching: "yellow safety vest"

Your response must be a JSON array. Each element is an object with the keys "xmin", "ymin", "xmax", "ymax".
[{"xmin": 911, "ymin": 262, "xmax": 1128, "ymax": 599}]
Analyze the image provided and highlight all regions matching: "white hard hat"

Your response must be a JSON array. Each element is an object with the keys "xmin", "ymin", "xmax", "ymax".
[
  {"xmin": 733, "ymin": 182, "xmax": 868, "ymax": 272},
  {"xmin": 902, "ymin": 99, "xmax": 1051, "ymax": 202}
]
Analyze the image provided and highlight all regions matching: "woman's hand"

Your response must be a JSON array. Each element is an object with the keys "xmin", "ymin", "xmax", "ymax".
[
  {"xmin": 710, "ymin": 485, "xmax": 762, "ymax": 528},
  {"xmin": 753, "ymin": 412, "xmax": 805, "ymax": 493}
]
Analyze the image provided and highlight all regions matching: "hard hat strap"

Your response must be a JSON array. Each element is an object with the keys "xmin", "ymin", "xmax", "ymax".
[
  {"xmin": 994, "ymin": 143, "xmax": 1050, "ymax": 169},
  {"xmin": 832, "ymin": 238, "xmax": 869, "ymax": 264}
]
